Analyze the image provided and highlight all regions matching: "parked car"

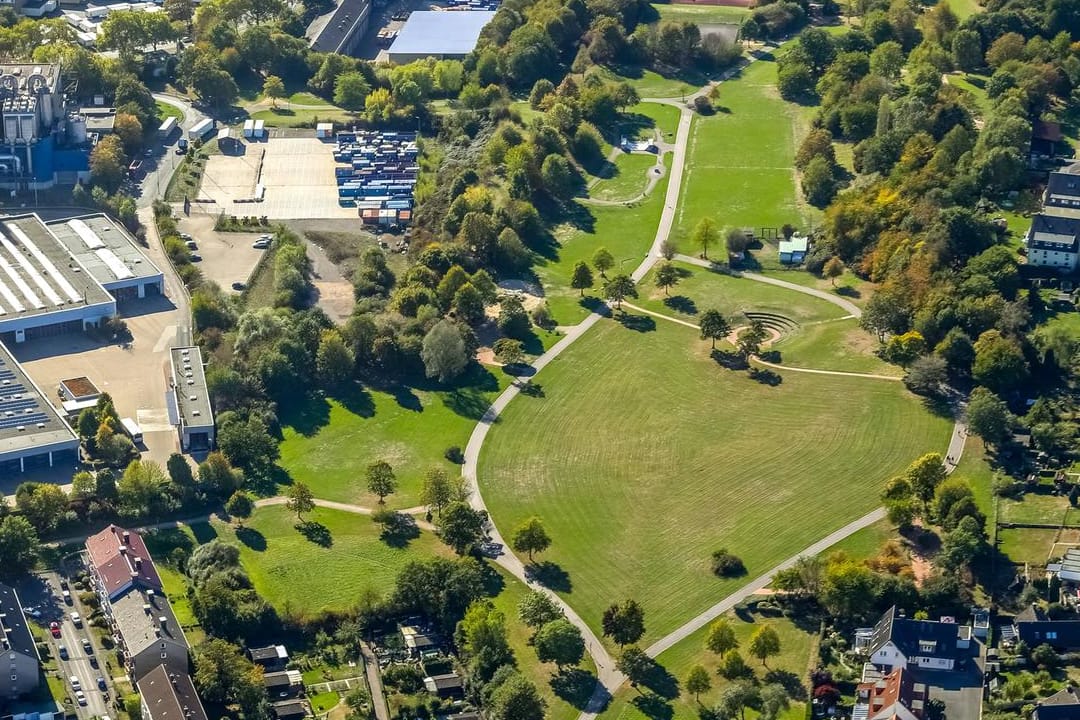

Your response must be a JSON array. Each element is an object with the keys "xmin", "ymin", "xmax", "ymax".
[
  {"xmin": 70, "ymin": 612, "xmax": 81, "ymax": 627},
  {"xmin": 89, "ymin": 655, "xmax": 98, "ymax": 668},
  {"xmin": 49, "ymin": 622, "xmax": 61, "ymax": 638},
  {"xmin": 76, "ymin": 691, "xmax": 87, "ymax": 706},
  {"xmin": 23, "ymin": 606, "xmax": 41, "ymax": 619},
  {"xmin": 62, "ymin": 590, "xmax": 72, "ymax": 605},
  {"xmin": 252, "ymin": 238, "xmax": 270, "ymax": 249},
  {"xmin": 180, "ymin": 233, "xmax": 192, "ymax": 240},
  {"xmin": 231, "ymin": 281, "xmax": 246, "ymax": 291},
  {"xmin": 59, "ymin": 578, "xmax": 68, "ymax": 590},
  {"xmin": 58, "ymin": 644, "xmax": 68, "ymax": 660},
  {"xmin": 82, "ymin": 638, "xmax": 93, "ymax": 654},
  {"xmin": 97, "ymin": 677, "xmax": 107, "ymax": 690},
  {"xmin": 185, "ymin": 240, "xmax": 197, "ymax": 250},
  {"xmin": 189, "ymin": 253, "xmax": 202, "ymax": 262},
  {"xmin": 70, "ymin": 676, "xmax": 81, "ymax": 691}
]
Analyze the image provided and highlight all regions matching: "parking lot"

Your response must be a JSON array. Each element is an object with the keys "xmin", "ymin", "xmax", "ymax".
[
  {"xmin": 18, "ymin": 569, "xmax": 113, "ymax": 720},
  {"xmin": 199, "ymin": 137, "xmax": 356, "ymax": 219},
  {"xmin": 174, "ymin": 213, "xmax": 270, "ymax": 293}
]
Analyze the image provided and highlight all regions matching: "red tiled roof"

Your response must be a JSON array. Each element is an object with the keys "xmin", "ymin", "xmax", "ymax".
[
  {"xmin": 85, "ymin": 525, "xmax": 162, "ymax": 596},
  {"xmin": 856, "ymin": 668, "xmax": 926, "ymax": 720}
]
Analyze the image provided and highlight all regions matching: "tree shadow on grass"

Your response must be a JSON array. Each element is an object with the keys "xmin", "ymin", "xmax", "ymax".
[
  {"xmin": 501, "ymin": 363, "xmax": 536, "ymax": 378},
  {"xmin": 836, "ymin": 286, "xmax": 861, "ymax": 299},
  {"xmin": 581, "ymin": 296, "xmax": 610, "ymax": 315},
  {"xmin": 765, "ymin": 669, "xmax": 806, "ymax": 701},
  {"xmin": 631, "ymin": 691, "xmax": 674, "ymax": 720},
  {"xmin": 550, "ymin": 668, "xmax": 598, "ymax": 709},
  {"xmin": 616, "ymin": 312, "xmax": 656, "ymax": 332},
  {"xmin": 525, "ymin": 561, "xmax": 572, "ymax": 592},
  {"xmin": 376, "ymin": 512, "xmax": 420, "ymax": 548},
  {"xmin": 748, "ymin": 367, "xmax": 783, "ymax": 386},
  {"xmin": 638, "ymin": 658, "xmax": 680, "ymax": 700},
  {"xmin": 663, "ymin": 295, "xmax": 697, "ymax": 314},
  {"xmin": 280, "ymin": 394, "xmax": 331, "ymax": 436},
  {"xmin": 331, "ymin": 383, "xmax": 376, "ymax": 418},
  {"xmin": 920, "ymin": 394, "xmax": 954, "ymax": 419},
  {"xmin": 518, "ymin": 380, "xmax": 545, "ymax": 398},
  {"xmin": 711, "ymin": 349, "xmax": 748, "ymax": 370},
  {"xmin": 235, "ymin": 526, "xmax": 267, "ymax": 552},
  {"xmin": 296, "ymin": 520, "xmax": 333, "ymax": 547},
  {"xmin": 190, "ymin": 522, "xmax": 218, "ymax": 545}
]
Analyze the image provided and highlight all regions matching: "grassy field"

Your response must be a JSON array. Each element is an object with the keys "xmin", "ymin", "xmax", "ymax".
[
  {"xmin": 635, "ymin": 261, "xmax": 849, "ymax": 324},
  {"xmin": 772, "ymin": 319, "xmax": 900, "ymax": 376},
  {"xmin": 650, "ymin": 2, "xmax": 750, "ymax": 23},
  {"xmin": 758, "ymin": 267, "xmax": 872, "ymax": 305},
  {"xmin": 598, "ymin": 610, "xmax": 814, "ymax": 720},
  {"xmin": 286, "ymin": 92, "xmax": 334, "ymax": 106},
  {"xmin": 490, "ymin": 569, "xmax": 598, "ymax": 720},
  {"xmin": 822, "ymin": 517, "xmax": 897, "ymax": 561},
  {"xmin": 478, "ymin": 318, "xmax": 954, "ymax": 640},
  {"xmin": 249, "ymin": 107, "xmax": 354, "ymax": 127},
  {"xmin": 538, "ymin": 155, "xmax": 672, "ymax": 325},
  {"xmin": 945, "ymin": 74, "xmax": 990, "ymax": 117},
  {"xmin": 998, "ymin": 528, "xmax": 1058, "ymax": 567},
  {"xmin": 674, "ymin": 53, "xmax": 808, "ymax": 254},
  {"xmin": 625, "ymin": 102, "xmax": 681, "ymax": 143},
  {"xmin": 156, "ymin": 100, "xmax": 184, "ymax": 122},
  {"xmin": 945, "ymin": 0, "xmax": 983, "ymax": 19},
  {"xmin": 206, "ymin": 505, "xmax": 451, "ymax": 611},
  {"xmin": 590, "ymin": 153, "xmax": 662, "ymax": 202},
  {"xmin": 999, "ymin": 493, "xmax": 1080, "ymax": 526},
  {"xmin": 278, "ymin": 367, "xmax": 513, "ymax": 508}
]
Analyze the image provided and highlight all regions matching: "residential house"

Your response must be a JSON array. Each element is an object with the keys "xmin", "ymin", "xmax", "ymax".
[
  {"xmin": 249, "ymin": 644, "xmax": 288, "ymax": 671},
  {"xmin": 972, "ymin": 608, "xmax": 990, "ymax": 640},
  {"xmin": 1012, "ymin": 605, "xmax": 1080, "ymax": 651},
  {"xmin": 778, "ymin": 234, "xmax": 809, "ymax": 264},
  {"xmin": 272, "ymin": 699, "xmax": 309, "ymax": 720},
  {"xmin": 1045, "ymin": 171, "xmax": 1080, "ymax": 214},
  {"xmin": 137, "ymin": 665, "xmax": 209, "ymax": 720},
  {"xmin": 1024, "ymin": 214, "xmax": 1080, "ymax": 273},
  {"xmin": 423, "ymin": 672, "xmax": 464, "ymax": 698},
  {"xmin": 853, "ymin": 667, "xmax": 928, "ymax": 720},
  {"xmin": 1033, "ymin": 686, "xmax": 1080, "ymax": 720},
  {"xmin": 85, "ymin": 525, "xmax": 190, "ymax": 681},
  {"xmin": 400, "ymin": 625, "xmax": 437, "ymax": 657},
  {"xmin": 264, "ymin": 670, "xmax": 303, "ymax": 699},
  {"xmin": 0, "ymin": 582, "xmax": 40, "ymax": 699},
  {"xmin": 859, "ymin": 607, "xmax": 966, "ymax": 672},
  {"xmin": 1031, "ymin": 120, "xmax": 1065, "ymax": 162}
]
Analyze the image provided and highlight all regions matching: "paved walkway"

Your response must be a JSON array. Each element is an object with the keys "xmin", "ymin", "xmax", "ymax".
[{"xmin": 360, "ymin": 642, "xmax": 390, "ymax": 720}]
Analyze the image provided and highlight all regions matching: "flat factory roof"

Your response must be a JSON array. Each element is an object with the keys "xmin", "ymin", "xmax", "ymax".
[
  {"xmin": 0, "ymin": 341, "xmax": 78, "ymax": 455},
  {"xmin": 388, "ymin": 11, "xmax": 496, "ymax": 58},
  {"xmin": 0, "ymin": 215, "xmax": 114, "ymax": 321},
  {"xmin": 46, "ymin": 215, "xmax": 162, "ymax": 287},
  {"xmin": 170, "ymin": 346, "xmax": 213, "ymax": 429}
]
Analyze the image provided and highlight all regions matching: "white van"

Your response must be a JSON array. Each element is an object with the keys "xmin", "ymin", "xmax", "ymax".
[{"xmin": 119, "ymin": 417, "xmax": 143, "ymax": 444}]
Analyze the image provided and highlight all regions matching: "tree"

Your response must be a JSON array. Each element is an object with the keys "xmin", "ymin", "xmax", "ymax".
[
  {"xmin": 15, "ymin": 482, "xmax": 68, "ymax": 533},
  {"xmin": 706, "ymin": 618, "xmax": 738, "ymax": 657},
  {"xmin": 737, "ymin": 320, "xmax": 768, "ymax": 359},
  {"xmin": 1031, "ymin": 643, "xmax": 1059, "ymax": 670},
  {"xmin": 198, "ymin": 452, "xmax": 244, "ymax": 499},
  {"xmin": 905, "ymin": 355, "xmax": 948, "ymax": 396},
  {"xmin": 366, "ymin": 461, "xmax": 397, "ymax": 504},
  {"xmin": 616, "ymin": 646, "xmax": 652, "ymax": 689},
  {"xmin": 334, "ymin": 71, "xmax": 371, "ymax": 111},
  {"xmin": 972, "ymin": 330, "xmax": 1028, "ymax": 394},
  {"xmin": 224, "ymin": 491, "xmax": 254, "ymax": 520},
  {"xmin": 541, "ymin": 154, "xmax": 576, "ymax": 201},
  {"xmin": 685, "ymin": 664, "xmax": 711, "ymax": 703},
  {"xmin": 422, "ymin": 320, "xmax": 469, "ymax": 383},
  {"xmin": 655, "ymin": 262, "xmax": 679, "ymax": 296},
  {"xmin": 823, "ymin": 257, "xmax": 844, "ymax": 287},
  {"xmin": 593, "ymin": 247, "xmax": 615, "ymax": 277},
  {"xmin": 802, "ymin": 155, "xmax": 837, "ymax": 207},
  {"xmin": 262, "ymin": 75, "xmax": 285, "ymax": 107},
  {"xmin": 217, "ymin": 414, "xmax": 278, "ymax": 473},
  {"xmin": 759, "ymin": 683, "xmax": 790, "ymax": 720},
  {"xmin": 455, "ymin": 600, "xmax": 514, "ymax": 684},
  {"xmin": 602, "ymin": 599, "xmax": 645, "ymax": 646},
  {"xmin": 113, "ymin": 113, "xmax": 143, "ymax": 155},
  {"xmin": 967, "ymin": 387, "xmax": 1011, "ymax": 448},
  {"xmin": 488, "ymin": 673, "xmax": 546, "ymax": 720},
  {"xmin": 453, "ymin": 283, "xmax": 486, "ymax": 326},
  {"xmin": 511, "ymin": 516, "xmax": 551, "ymax": 561},
  {"xmin": 518, "ymin": 590, "xmax": 563, "ymax": 630},
  {"xmin": 748, "ymin": 625, "xmax": 781, "ymax": 666},
  {"xmin": 0, "ymin": 515, "xmax": 39, "ymax": 579},
  {"xmin": 692, "ymin": 217, "xmax": 718, "ymax": 259},
  {"xmin": 497, "ymin": 296, "xmax": 531, "ymax": 340},
  {"xmin": 164, "ymin": 0, "xmax": 194, "ymax": 21},
  {"xmin": 717, "ymin": 680, "xmax": 760, "ymax": 720},
  {"xmin": 421, "ymin": 467, "xmax": 454, "ymax": 515},
  {"xmin": 906, "ymin": 453, "xmax": 946, "ymax": 505},
  {"xmin": 571, "ymin": 261, "xmax": 594, "ymax": 296},
  {"xmin": 286, "ymin": 482, "xmax": 315, "ymax": 522},
  {"xmin": 700, "ymin": 309, "xmax": 731, "ymax": 349},
  {"xmin": 604, "ymin": 274, "xmax": 637, "ymax": 310},
  {"xmin": 534, "ymin": 618, "xmax": 585, "ymax": 669},
  {"xmin": 952, "ymin": 29, "xmax": 982, "ymax": 72},
  {"xmin": 439, "ymin": 502, "xmax": 487, "ymax": 555},
  {"xmin": 493, "ymin": 338, "xmax": 525, "ymax": 366},
  {"xmin": 89, "ymin": 135, "xmax": 126, "ymax": 192}
]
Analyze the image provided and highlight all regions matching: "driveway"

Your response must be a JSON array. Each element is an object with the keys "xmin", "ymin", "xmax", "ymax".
[
  {"xmin": 173, "ymin": 213, "xmax": 269, "ymax": 293},
  {"xmin": 918, "ymin": 641, "xmax": 985, "ymax": 720}
]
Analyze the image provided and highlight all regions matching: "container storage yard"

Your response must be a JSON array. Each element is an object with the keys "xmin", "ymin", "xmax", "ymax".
[{"xmin": 334, "ymin": 131, "xmax": 418, "ymax": 227}]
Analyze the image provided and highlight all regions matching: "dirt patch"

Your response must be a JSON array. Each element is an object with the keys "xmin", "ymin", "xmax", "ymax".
[
  {"xmin": 307, "ymin": 243, "xmax": 354, "ymax": 324},
  {"xmin": 725, "ymin": 325, "xmax": 783, "ymax": 346},
  {"xmin": 476, "ymin": 348, "xmax": 503, "ymax": 367},
  {"xmin": 909, "ymin": 553, "xmax": 933, "ymax": 588}
]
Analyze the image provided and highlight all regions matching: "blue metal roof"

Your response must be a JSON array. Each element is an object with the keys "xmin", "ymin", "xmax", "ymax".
[{"xmin": 388, "ymin": 11, "xmax": 496, "ymax": 58}]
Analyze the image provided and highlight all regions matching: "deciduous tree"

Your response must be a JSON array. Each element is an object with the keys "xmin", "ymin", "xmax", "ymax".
[
  {"xmin": 602, "ymin": 599, "xmax": 645, "ymax": 646},
  {"xmin": 706, "ymin": 618, "xmax": 738, "ymax": 657},
  {"xmin": 692, "ymin": 217, "xmax": 718, "ymax": 259},
  {"xmin": 534, "ymin": 618, "xmax": 585, "ymax": 669},
  {"xmin": 511, "ymin": 516, "xmax": 551, "ymax": 561},
  {"xmin": 685, "ymin": 664, "xmax": 711, "ymax": 702},
  {"xmin": 366, "ymin": 461, "xmax": 397, "ymax": 504},
  {"xmin": 0, "ymin": 516, "xmax": 39, "ymax": 579},
  {"xmin": 700, "ymin": 309, "xmax": 731, "ymax": 349},
  {"xmin": 438, "ymin": 502, "xmax": 487, "ymax": 555},
  {"xmin": 655, "ymin": 262, "xmax": 679, "ymax": 295},
  {"xmin": 748, "ymin": 625, "xmax": 781, "ymax": 666},
  {"xmin": 571, "ymin": 261, "xmax": 594, "ymax": 296},
  {"xmin": 286, "ymin": 482, "xmax": 314, "ymax": 522},
  {"xmin": 262, "ymin": 75, "xmax": 285, "ymax": 107},
  {"xmin": 592, "ymin": 247, "xmax": 614, "ymax": 277},
  {"xmin": 603, "ymin": 274, "xmax": 636, "ymax": 310}
]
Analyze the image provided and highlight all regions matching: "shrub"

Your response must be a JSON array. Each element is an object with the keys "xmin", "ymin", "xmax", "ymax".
[
  {"xmin": 693, "ymin": 96, "xmax": 713, "ymax": 115},
  {"xmin": 711, "ymin": 549, "xmax": 747, "ymax": 577},
  {"xmin": 444, "ymin": 446, "xmax": 464, "ymax": 464}
]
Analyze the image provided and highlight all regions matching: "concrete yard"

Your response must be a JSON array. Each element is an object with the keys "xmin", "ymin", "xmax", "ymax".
[
  {"xmin": 174, "ymin": 213, "xmax": 270, "ymax": 293},
  {"xmin": 199, "ymin": 137, "xmax": 356, "ymax": 219}
]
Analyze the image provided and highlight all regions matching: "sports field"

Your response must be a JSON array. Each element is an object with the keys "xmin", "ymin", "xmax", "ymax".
[
  {"xmin": 674, "ymin": 55, "xmax": 807, "ymax": 253},
  {"xmin": 478, "ymin": 319, "xmax": 953, "ymax": 639},
  {"xmin": 278, "ymin": 368, "xmax": 512, "ymax": 508}
]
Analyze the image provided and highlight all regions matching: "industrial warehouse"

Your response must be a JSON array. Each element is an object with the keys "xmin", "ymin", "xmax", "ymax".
[{"xmin": 0, "ymin": 212, "xmax": 165, "ymax": 472}]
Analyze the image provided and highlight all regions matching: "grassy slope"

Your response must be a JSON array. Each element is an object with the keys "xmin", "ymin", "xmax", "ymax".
[
  {"xmin": 627, "ymin": 102, "xmax": 681, "ymax": 143},
  {"xmin": 207, "ymin": 505, "xmax": 451, "ymax": 611},
  {"xmin": 538, "ymin": 154, "xmax": 672, "ymax": 325},
  {"xmin": 651, "ymin": 2, "xmax": 750, "ymax": 23},
  {"xmin": 156, "ymin": 100, "xmax": 184, "ymax": 122},
  {"xmin": 478, "ymin": 318, "xmax": 954, "ymax": 640},
  {"xmin": 771, "ymin": 319, "xmax": 900, "ymax": 376},
  {"xmin": 675, "ymin": 56, "xmax": 806, "ymax": 253},
  {"xmin": 278, "ymin": 367, "xmax": 513, "ymax": 508},
  {"xmin": 599, "ymin": 612, "xmax": 815, "ymax": 720},
  {"xmin": 590, "ymin": 153, "xmax": 663, "ymax": 202}
]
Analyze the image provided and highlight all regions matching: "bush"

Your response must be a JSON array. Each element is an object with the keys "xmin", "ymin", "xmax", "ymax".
[
  {"xmin": 711, "ymin": 549, "xmax": 747, "ymax": 577},
  {"xmin": 693, "ymin": 96, "xmax": 714, "ymax": 115},
  {"xmin": 444, "ymin": 446, "xmax": 464, "ymax": 464}
]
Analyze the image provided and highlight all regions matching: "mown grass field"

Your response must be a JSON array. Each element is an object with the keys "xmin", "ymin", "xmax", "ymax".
[
  {"xmin": 999, "ymin": 493, "xmax": 1080, "ymax": 526},
  {"xmin": 278, "ymin": 367, "xmax": 513, "ymax": 508},
  {"xmin": 945, "ymin": 0, "xmax": 983, "ymax": 19},
  {"xmin": 156, "ymin": 100, "xmax": 184, "ymax": 122},
  {"xmin": 998, "ymin": 528, "xmax": 1059, "ymax": 567},
  {"xmin": 207, "ymin": 505, "xmax": 452, "ymax": 612},
  {"xmin": 945, "ymin": 73, "xmax": 990, "ymax": 117},
  {"xmin": 675, "ymin": 54, "xmax": 807, "ymax": 254},
  {"xmin": 822, "ymin": 517, "xmax": 897, "ymax": 561},
  {"xmin": 650, "ymin": 2, "xmax": 750, "ymax": 24},
  {"xmin": 598, "ymin": 611, "xmax": 815, "ymax": 720},
  {"xmin": 635, "ymin": 262, "xmax": 848, "ymax": 324},
  {"xmin": 249, "ymin": 107, "xmax": 354, "ymax": 127},
  {"xmin": 538, "ymin": 155, "xmax": 672, "ymax": 325},
  {"xmin": 590, "ymin": 153, "xmax": 662, "ymax": 202},
  {"xmin": 772, "ymin": 319, "xmax": 900, "ymax": 376},
  {"xmin": 625, "ymin": 102, "xmax": 681, "ymax": 143},
  {"xmin": 478, "ymin": 318, "xmax": 953, "ymax": 640}
]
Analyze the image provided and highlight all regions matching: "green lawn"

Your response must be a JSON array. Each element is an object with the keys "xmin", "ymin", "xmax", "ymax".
[
  {"xmin": 945, "ymin": 74, "xmax": 990, "ymax": 117},
  {"xmin": 772, "ymin": 319, "xmax": 900, "ymax": 376},
  {"xmin": 490, "ymin": 569, "xmax": 598, "ymax": 720},
  {"xmin": 278, "ymin": 367, "xmax": 513, "ymax": 508},
  {"xmin": 309, "ymin": 691, "xmax": 341, "ymax": 714},
  {"xmin": 822, "ymin": 517, "xmax": 897, "ymax": 561},
  {"xmin": 156, "ymin": 100, "xmax": 184, "ymax": 123},
  {"xmin": 625, "ymin": 68, "xmax": 701, "ymax": 99},
  {"xmin": 590, "ymin": 153, "xmax": 662, "ymax": 202},
  {"xmin": 249, "ymin": 107, "xmax": 354, "ymax": 128},
  {"xmin": 635, "ymin": 261, "xmax": 849, "ymax": 325},
  {"xmin": 758, "ymin": 267, "xmax": 872, "ymax": 305},
  {"xmin": 651, "ymin": 2, "xmax": 750, "ymax": 24},
  {"xmin": 675, "ymin": 52, "xmax": 807, "ymax": 255},
  {"xmin": 999, "ymin": 493, "xmax": 1080, "ymax": 526},
  {"xmin": 598, "ymin": 611, "xmax": 814, "ymax": 720},
  {"xmin": 478, "ymin": 318, "xmax": 954, "ymax": 640},
  {"xmin": 625, "ymin": 102, "xmax": 681, "ymax": 143},
  {"xmin": 944, "ymin": 0, "xmax": 983, "ymax": 19},
  {"xmin": 998, "ymin": 528, "xmax": 1058, "ymax": 567},
  {"xmin": 208, "ymin": 505, "xmax": 451, "ymax": 612},
  {"xmin": 538, "ymin": 155, "xmax": 672, "ymax": 325},
  {"xmin": 286, "ymin": 92, "xmax": 334, "ymax": 106}
]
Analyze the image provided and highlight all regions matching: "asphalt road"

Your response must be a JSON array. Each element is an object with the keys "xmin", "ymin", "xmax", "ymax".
[{"xmin": 27, "ymin": 571, "xmax": 112, "ymax": 719}]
